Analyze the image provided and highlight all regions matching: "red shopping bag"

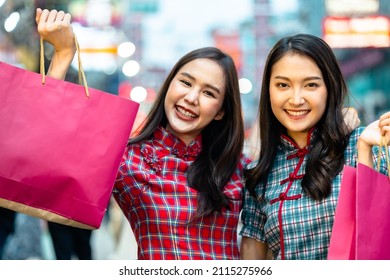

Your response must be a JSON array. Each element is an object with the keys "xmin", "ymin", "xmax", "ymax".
[
  {"xmin": 356, "ymin": 162, "xmax": 390, "ymax": 260},
  {"xmin": 327, "ymin": 165, "xmax": 356, "ymax": 260},
  {"xmin": 0, "ymin": 44, "xmax": 139, "ymax": 229}
]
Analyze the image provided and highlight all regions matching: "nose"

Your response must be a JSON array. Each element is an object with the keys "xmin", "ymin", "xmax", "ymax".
[
  {"xmin": 184, "ymin": 89, "xmax": 199, "ymax": 105},
  {"xmin": 289, "ymin": 88, "xmax": 305, "ymax": 106}
]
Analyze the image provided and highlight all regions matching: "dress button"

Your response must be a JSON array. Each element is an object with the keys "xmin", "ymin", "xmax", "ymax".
[{"xmin": 279, "ymin": 193, "xmax": 286, "ymax": 200}]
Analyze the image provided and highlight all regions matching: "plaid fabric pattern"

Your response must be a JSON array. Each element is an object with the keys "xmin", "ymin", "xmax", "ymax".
[
  {"xmin": 240, "ymin": 127, "xmax": 365, "ymax": 260},
  {"xmin": 113, "ymin": 126, "xmax": 248, "ymax": 260}
]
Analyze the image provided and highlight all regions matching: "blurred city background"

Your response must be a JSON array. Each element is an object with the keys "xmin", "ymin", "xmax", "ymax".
[{"xmin": 0, "ymin": 0, "xmax": 389, "ymax": 260}]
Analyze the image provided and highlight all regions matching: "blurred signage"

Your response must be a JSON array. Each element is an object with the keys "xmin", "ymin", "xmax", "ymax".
[
  {"xmin": 323, "ymin": 16, "xmax": 390, "ymax": 48},
  {"xmin": 72, "ymin": 24, "xmax": 119, "ymax": 73},
  {"xmin": 69, "ymin": 0, "xmax": 123, "ymax": 26},
  {"xmin": 129, "ymin": 0, "xmax": 159, "ymax": 13},
  {"xmin": 325, "ymin": 0, "xmax": 379, "ymax": 16},
  {"xmin": 340, "ymin": 49, "xmax": 384, "ymax": 77},
  {"xmin": 213, "ymin": 29, "xmax": 242, "ymax": 72}
]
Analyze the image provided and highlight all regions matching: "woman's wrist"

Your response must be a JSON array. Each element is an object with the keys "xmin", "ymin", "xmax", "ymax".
[
  {"xmin": 357, "ymin": 138, "xmax": 374, "ymax": 167},
  {"xmin": 47, "ymin": 48, "xmax": 76, "ymax": 80}
]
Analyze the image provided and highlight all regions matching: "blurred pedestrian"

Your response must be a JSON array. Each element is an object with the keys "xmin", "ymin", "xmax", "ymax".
[
  {"xmin": 2, "ymin": 213, "xmax": 43, "ymax": 260},
  {"xmin": 0, "ymin": 207, "xmax": 16, "ymax": 259},
  {"xmin": 47, "ymin": 222, "xmax": 93, "ymax": 260}
]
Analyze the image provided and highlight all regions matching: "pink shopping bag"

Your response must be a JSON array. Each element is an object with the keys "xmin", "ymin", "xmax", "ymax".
[
  {"xmin": 328, "ymin": 142, "xmax": 390, "ymax": 260},
  {"xmin": 0, "ymin": 61, "xmax": 139, "ymax": 229},
  {"xmin": 356, "ymin": 162, "xmax": 390, "ymax": 260},
  {"xmin": 327, "ymin": 165, "xmax": 356, "ymax": 260}
]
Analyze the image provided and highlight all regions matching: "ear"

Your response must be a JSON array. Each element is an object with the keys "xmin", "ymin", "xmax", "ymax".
[{"xmin": 214, "ymin": 109, "xmax": 225, "ymax": 121}]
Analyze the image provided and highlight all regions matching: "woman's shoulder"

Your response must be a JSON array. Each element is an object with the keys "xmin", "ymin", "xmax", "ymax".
[
  {"xmin": 343, "ymin": 127, "xmax": 365, "ymax": 164},
  {"xmin": 351, "ymin": 126, "xmax": 365, "ymax": 136},
  {"xmin": 348, "ymin": 126, "xmax": 365, "ymax": 144}
]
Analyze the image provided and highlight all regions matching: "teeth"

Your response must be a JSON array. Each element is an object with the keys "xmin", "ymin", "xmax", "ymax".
[
  {"xmin": 177, "ymin": 106, "xmax": 197, "ymax": 118},
  {"xmin": 286, "ymin": 110, "xmax": 308, "ymax": 116}
]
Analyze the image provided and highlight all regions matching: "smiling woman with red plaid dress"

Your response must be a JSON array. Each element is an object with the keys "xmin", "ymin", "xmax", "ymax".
[
  {"xmin": 36, "ymin": 8, "xmax": 248, "ymax": 260},
  {"xmin": 112, "ymin": 48, "xmax": 249, "ymax": 260}
]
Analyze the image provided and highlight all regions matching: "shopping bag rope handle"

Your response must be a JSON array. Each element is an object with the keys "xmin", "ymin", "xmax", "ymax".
[
  {"xmin": 377, "ymin": 135, "xmax": 390, "ymax": 179},
  {"xmin": 40, "ymin": 36, "xmax": 90, "ymax": 97}
]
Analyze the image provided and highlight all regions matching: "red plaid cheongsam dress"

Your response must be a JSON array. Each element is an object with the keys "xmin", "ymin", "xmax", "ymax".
[{"xmin": 114, "ymin": 126, "xmax": 248, "ymax": 260}]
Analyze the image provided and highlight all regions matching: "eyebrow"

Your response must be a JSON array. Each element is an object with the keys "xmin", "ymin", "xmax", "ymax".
[
  {"xmin": 273, "ymin": 75, "xmax": 322, "ymax": 82},
  {"xmin": 179, "ymin": 72, "xmax": 221, "ymax": 94}
]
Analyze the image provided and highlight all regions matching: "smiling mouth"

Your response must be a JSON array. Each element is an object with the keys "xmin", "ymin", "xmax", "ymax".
[
  {"xmin": 285, "ymin": 110, "xmax": 310, "ymax": 116},
  {"xmin": 176, "ymin": 106, "xmax": 197, "ymax": 118}
]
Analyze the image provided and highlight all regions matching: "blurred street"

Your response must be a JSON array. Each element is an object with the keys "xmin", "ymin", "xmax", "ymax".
[{"xmin": 2, "ymin": 208, "xmax": 138, "ymax": 260}]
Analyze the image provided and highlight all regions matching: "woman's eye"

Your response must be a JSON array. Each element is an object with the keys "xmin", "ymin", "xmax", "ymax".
[
  {"xmin": 180, "ymin": 80, "xmax": 191, "ymax": 86},
  {"xmin": 204, "ymin": 91, "xmax": 215, "ymax": 98},
  {"xmin": 276, "ymin": 83, "xmax": 288, "ymax": 88},
  {"xmin": 306, "ymin": 83, "xmax": 319, "ymax": 88}
]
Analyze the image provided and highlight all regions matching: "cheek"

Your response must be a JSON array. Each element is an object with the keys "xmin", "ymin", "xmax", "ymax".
[
  {"xmin": 270, "ymin": 94, "xmax": 282, "ymax": 113},
  {"xmin": 313, "ymin": 93, "xmax": 328, "ymax": 114},
  {"xmin": 164, "ymin": 91, "xmax": 175, "ymax": 116},
  {"xmin": 204, "ymin": 104, "xmax": 220, "ymax": 118},
  {"xmin": 318, "ymin": 103, "xmax": 327, "ymax": 120},
  {"xmin": 163, "ymin": 98, "xmax": 169, "ymax": 114},
  {"xmin": 200, "ymin": 95, "xmax": 224, "ymax": 113},
  {"xmin": 269, "ymin": 90, "xmax": 279, "ymax": 104},
  {"xmin": 164, "ymin": 86, "xmax": 176, "ymax": 106},
  {"xmin": 270, "ymin": 104, "xmax": 283, "ymax": 125}
]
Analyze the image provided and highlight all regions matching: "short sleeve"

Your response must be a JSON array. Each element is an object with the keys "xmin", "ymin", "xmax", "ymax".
[{"xmin": 239, "ymin": 185, "xmax": 267, "ymax": 242}]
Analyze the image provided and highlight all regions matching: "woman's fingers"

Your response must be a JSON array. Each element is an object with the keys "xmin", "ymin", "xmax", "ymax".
[
  {"xmin": 63, "ymin": 12, "xmax": 72, "ymax": 25},
  {"xmin": 37, "ymin": 9, "xmax": 72, "ymax": 33},
  {"xmin": 35, "ymin": 8, "xmax": 43, "ymax": 24},
  {"xmin": 55, "ymin": 10, "xmax": 66, "ymax": 23},
  {"xmin": 35, "ymin": 8, "xmax": 75, "ymax": 51},
  {"xmin": 46, "ymin": 9, "xmax": 58, "ymax": 25},
  {"xmin": 379, "ymin": 112, "xmax": 390, "ymax": 137},
  {"xmin": 379, "ymin": 111, "xmax": 390, "ymax": 122}
]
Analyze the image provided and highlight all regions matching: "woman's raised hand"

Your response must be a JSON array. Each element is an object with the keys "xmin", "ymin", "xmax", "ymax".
[
  {"xmin": 361, "ymin": 111, "xmax": 390, "ymax": 147},
  {"xmin": 358, "ymin": 111, "xmax": 390, "ymax": 167},
  {"xmin": 36, "ymin": 8, "xmax": 76, "ymax": 54},
  {"xmin": 35, "ymin": 8, "xmax": 76, "ymax": 80}
]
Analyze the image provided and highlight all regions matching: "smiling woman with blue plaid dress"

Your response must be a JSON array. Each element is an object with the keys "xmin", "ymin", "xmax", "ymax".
[
  {"xmin": 36, "ymin": 8, "xmax": 249, "ymax": 260},
  {"xmin": 240, "ymin": 34, "xmax": 390, "ymax": 260}
]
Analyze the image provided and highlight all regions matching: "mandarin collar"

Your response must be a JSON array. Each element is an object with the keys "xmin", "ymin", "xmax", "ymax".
[
  {"xmin": 279, "ymin": 127, "xmax": 318, "ymax": 155},
  {"xmin": 154, "ymin": 126, "xmax": 202, "ymax": 160}
]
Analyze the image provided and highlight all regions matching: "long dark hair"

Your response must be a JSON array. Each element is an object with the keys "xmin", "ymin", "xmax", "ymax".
[
  {"xmin": 245, "ymin": 34, "xmax": 350, "ymax": 200},
  {"xmin": 130, "ymin": 47, "xmax": 244, "ymax": 217}
]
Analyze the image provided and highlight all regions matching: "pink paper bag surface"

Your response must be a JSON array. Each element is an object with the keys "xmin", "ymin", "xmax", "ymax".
[
  {"xmin": 327, "ymin": 165, "xmax": 356, "ymax": 260},
  {"xmin": 356, "ymin": 163, "xmax": 390, "ymax": 260},
  {"xmin": 0, "ymin": 62, "xmax": 139, "ymax": 229}
]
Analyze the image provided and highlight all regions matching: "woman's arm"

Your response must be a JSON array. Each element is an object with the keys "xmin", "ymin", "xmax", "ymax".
[
  {"xmin": 342, "ymin": 107, "xmax": 360, "ymax": 132},
  {"xmin": 358, "ymin": 111, "xmax": 390, "ymax": 168},
  {"xmin": 240, "ymin": 236, "xmax": 270, "ymax": 259},
  {"xmin": 35, "ymin": 8, "xmax": 76, "ymax": 80}
]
